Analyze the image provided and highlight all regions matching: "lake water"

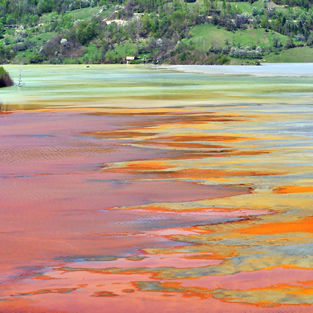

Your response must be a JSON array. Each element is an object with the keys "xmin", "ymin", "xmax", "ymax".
[{"xmin": 0, "ymin": 64, "xmax": 313, "ymax": 313}]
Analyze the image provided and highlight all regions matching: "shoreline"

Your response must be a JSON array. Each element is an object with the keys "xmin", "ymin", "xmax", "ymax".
[{"xmin": 4, "ymin": 63, "xmax": 313, "ymax": 77}]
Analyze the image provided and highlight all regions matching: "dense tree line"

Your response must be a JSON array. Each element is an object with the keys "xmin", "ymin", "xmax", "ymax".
[{"xmin": 1, "ymin": 0, "xmax": 313, "ymax": 64}]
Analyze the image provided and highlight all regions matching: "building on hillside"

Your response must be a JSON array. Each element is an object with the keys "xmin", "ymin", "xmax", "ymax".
[{"xmin": 125, "ymin": 56, "xmax": 136, "ymax": 64}]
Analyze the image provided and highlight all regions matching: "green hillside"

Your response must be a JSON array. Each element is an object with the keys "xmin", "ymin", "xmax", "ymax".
[
  {"xmin": 1, "ymin": 0, "xmax": 313, "ymax": 64},
  {"xmin": 187, "ymin": 24, "xmax": 290, "ymax": 50},
  {"xmin": 266, "ymin": 46, "xmax": 313, "ymax": 62}
]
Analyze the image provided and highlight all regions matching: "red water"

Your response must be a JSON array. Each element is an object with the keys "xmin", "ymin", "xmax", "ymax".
[{"xmin": 0, "ymin": 108, "xmax": 312, "ymax": 313}]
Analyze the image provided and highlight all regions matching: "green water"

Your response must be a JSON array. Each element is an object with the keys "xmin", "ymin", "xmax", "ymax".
[{"xmin": 1, "ymin": 64, "xmax": 313, "ymax": 110}]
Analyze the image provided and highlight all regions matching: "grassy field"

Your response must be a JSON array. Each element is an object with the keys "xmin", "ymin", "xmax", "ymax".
[
  {"xmin": 105, "ymin": 41, "xmax": 139, "ymax": 61},
  {"xmin": 66, "ymin": 7, "xmax": 100, "ymax": 20},
  {"xmin": 186, "ymin": 24, "xmax": 289, "ymax": 50},
  {"xmin": 187, "ymin": 0, "xmax": 282, "ymax": 12},
  {"xmin": 65, "ymin": 6, "xmax": 114, "ymax": 20},
  {"xmin": 229, "ymin": 0, "xmax": 289, "ymax": 13},
  {"xmin": 265, "ymin": 47, "xmax": 313, "ymax": 62}
]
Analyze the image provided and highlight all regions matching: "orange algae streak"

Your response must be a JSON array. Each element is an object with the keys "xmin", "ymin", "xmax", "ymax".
[
  {"xmin": 238, "ymin": 216, "xmax": 313, "ymax": 235},
  {"xmin": 107, "ymin": 165, "xmax": 283, "ymax": 179},
  {"xmin": 171, "ymin": 168, "xmax": 282, "ymax": 178},
  {"xmin": 274, "ymin": 186, "xmax": 313, "ymax": 194},
  {"xmin": 114, "ymin": 160, "xmax": 172, "ymax": 171},
  {"xmin": 158, "ymin": 134, "xmax": 254, "ymax": 142},
  {"xmin": 137, "ymin": 141, "xmax": 227, "ymax": 149}
]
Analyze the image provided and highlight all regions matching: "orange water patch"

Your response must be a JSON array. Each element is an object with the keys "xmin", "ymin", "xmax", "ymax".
[
  {"xmin": 34, "ymin": 275, "xmax": 56, "ymax": 281},
  {"xmin": 148, "ymin": 149, "xmax": 270, "ymax": 160},
  {"xmin": 238, "ymin": 216, "xmax": 313, "ymax": 235},
  {"xmin": 274, "ymin": 186, "xmax": 313, "ymax": 194},
  {"xmin": 114, "ymin": 160, "xmax": 172, "ymax": 171},
  {"xmin": 136, "ymin": 141, "xmax": 227, "ymax": 149},
  {"xmin": 107, "ymin": 166, "xmax": 282, "ymax": 179},
  {"xmin": 228, "ymin": 150, "xmax": 271, "ymax": 156},
  {"xmin": 157, "ymin": 134, "xmax": 254, "ymax": 142},
  {"xmin": 170, "ymin": 168, "xmax": 281, "ymax": 179}
]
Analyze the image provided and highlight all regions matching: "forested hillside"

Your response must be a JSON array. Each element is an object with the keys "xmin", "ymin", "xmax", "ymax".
[{"xmin": 1, "ymin": 0, "xmax": 313, "ymax": 64}]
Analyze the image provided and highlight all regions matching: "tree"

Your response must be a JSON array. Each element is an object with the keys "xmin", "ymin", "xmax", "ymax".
[{"xmin": 38, "ymin": 0, "xmax": 54, "ymax": 14}]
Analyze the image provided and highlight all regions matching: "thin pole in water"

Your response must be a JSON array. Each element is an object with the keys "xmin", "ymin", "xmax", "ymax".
[{"xmin": 17, "ymin": 68, "xmax": 23, "ymax": 87}]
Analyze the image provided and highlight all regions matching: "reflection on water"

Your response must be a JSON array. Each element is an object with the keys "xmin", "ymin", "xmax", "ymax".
[{"xmin": 0, "ymin": 65, "xmax": 313, "ymax": 313}]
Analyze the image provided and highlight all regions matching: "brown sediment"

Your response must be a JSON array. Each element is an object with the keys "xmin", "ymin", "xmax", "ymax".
[{"xmin": 0, "ymin": 110, "xmax": 13, "ymax": 115}]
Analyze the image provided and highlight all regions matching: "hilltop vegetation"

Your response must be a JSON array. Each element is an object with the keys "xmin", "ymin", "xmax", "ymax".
[{"xmin": 1, "ymin": 0, "xmax": 313, "ymax": 64}]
